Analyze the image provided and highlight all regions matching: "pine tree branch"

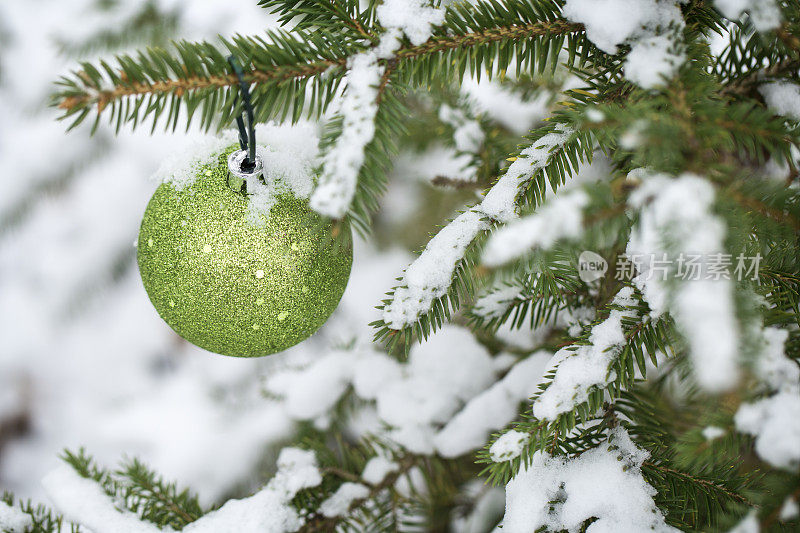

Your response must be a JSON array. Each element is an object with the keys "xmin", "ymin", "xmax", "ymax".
[
  {"xmin": 54, "ymin": 20, "xmax": 583, "ymax": 131},
  {"xmin": 118, "ymin": 461, "xmax": 201, "ymax": 526},
  {"xmin": 373, "ymin": 120, "xmax": 595, "ymax": 353},
  {"xmin": 58, "ymin": 60, "xmax": 344, "ymax": 116},
  {"xmin": 720, "ymin": 57, "xmax": 800, "ymax": 98},
  {"xmin": 393, "ymin": 20, "xmax": 582, "ymax": 60},
  {"xmin": 726, "ymin": 188, "xmax": 800, "ymax": 231},
  {"xmin": 299, "ymin": 456, "xmax": 416, "ymax": 532},
  {"xmin": 642, "ymin": 461, "xmax": 753, "ymax": 506},
  {"xmin": 776, "ymin": 23, "xmax": 800, "ymax": 56},
  {"xmin": 761, "ymin": 485, "xmax": 800, "ymax": 529},
  {"xmin": 259, "ymin": 0, "xmax": 376, "ymax": 38}
]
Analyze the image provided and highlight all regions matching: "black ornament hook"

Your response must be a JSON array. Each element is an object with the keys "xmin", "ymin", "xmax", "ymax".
[{"xmin": 227, "ymin": 55, "xmax": 257, "ymax": 172}]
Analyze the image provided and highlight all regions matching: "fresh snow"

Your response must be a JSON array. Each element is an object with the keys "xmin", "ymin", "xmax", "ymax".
[
  {"xmin": 728, "ymin": 511, "xmax": 759, "ymax": 533},
  {"xmin": 376, "ymin": 326, "xmax": 496, "ymax": 451},
  {"xmin": 735, "ymin": 326, "xmax": 800, "ymax": 470},
  {"xmin": 479, "ymin": 126, "xmax": 574, "ymax": 223},
  {"xmin": 461, "ymin": 76, "xmax": 550, "ymax": 135},
  {"xmin": 482, "ymin": 189, "xmax": 588, "ymax": 267},
  {"xmin": 243, "ymin": 124, "xmax": 319, "ymax": 223},
  {"xmin": 43, "ymin": 447, "xmax": 323, "ymax": 533},
  {"xmin": 156, "ymin": 130, "xmax": 237, "ymax": 190},
  {"xmin": 625, "ymin": 34, "xmax": 685, "ymax": 89},
  {"xmin": 319, "ymin": 482, "xmax": 370, "ymax": 518},
  {"xmin": 392, "ymin": 146, "xmax": 480, "ymax": 186},
  {"xmin": 627, "ymin": 173, "xmax": 739, "ymax": 392},
  {"xmin": 780, "ymin": 496, "xmax": 800, "ymax": 521},
  {"xmin": 361, "ymin": 455, "xmax": 399, "ymax": 485},
  {"xmin": 438, "ymin": 104, "xmax": 484, "ymax": 181},
  {"xmin": 43, "ymin": 466, "xmax": 169, "ymax": 533},
  {"xmin": 760, "ymin": 81, "xmax": 800, "ymax": 122},
  {"xmin": 471, "ymin": 284, "xmax": 523, "ymax": 319},
  {"xmin": 439, "ymin": 104, "xmax": 485, "ymax": 154},
  {"xmin": 266, "ymin": 326, "xmax": 502, "ymax": 457},
  {"xmin": 489, "ymin": 430, "xmax": 530, "ymax": 462},
  {"xmin": 701, "ymin": 426, "xmax": 726, "ymax": 441},
  {"xmin": 310, "ymin": 51, "xmax": 385, "ymax": 218},
  {"xmin": 375, "ymin": 0, "xmax": 445, "ymax": 47},
  {"xmin": 532, "ymin": 288, "xmax": 639, "ymax": 421},
  {"xmin": 0, "ymin": 501, "xmax": 32, "ymax": 533},
  {"xmin": 434, "ymin": 352, "xmax": 551, "ymax": 457},
  {"xmin": 352, "ymin": 352, "xmax": 404, "ymax": 400},
  {"xmin": 157, "ymin": 122, "xmax": 319, "ymax": 225},
  {"xmin": 502, "ymin": 428, "xmax": 677, "ymax": 533},
  {"xmin": 310, "ymin": 0, "xmax": 444, "ymax": 218},
  {"xmin": 754, "ymin": 327, "xmax": 799, "ymax": 390},
  {"xmin": 473, "ymin": 283, "xmax": 595, "ymax": 341},
  {"xmin": 562, "ymin": 0, "xmax": 683, "ymax": 55},
  {"xmin": 401, "ymin": 325, "xmax": 495, "ymax": 402},
  {"xmin": 735, "ymin": 390, "xmax": 800, "ymax": 470},
  {"xmin": 383, "ymin": 126, "xmax": 576, "ymax": 330},
  {"xmin": 182, "ymin": 448, "xmax": 322, "ymax": 533},
  {"xmin": 264, "ymin": 351, "xmax": 354, "ymax": 421},
  {"xmin": 451, "ymin": 483, "xmax": 506, "ymax": 533},
  {"xmin": 563, "ymin": 0, "xmax": 685, "ymax": 88},
  {"xmin": 714, "ymin": 0, "xmax": 782, "ymax": 31},
  {"xmin": 382, "ymin": 209, "xmax": 489, "ymax": 329}
]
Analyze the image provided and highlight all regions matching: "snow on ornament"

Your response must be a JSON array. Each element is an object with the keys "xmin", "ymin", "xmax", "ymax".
[{"xmin": 137, "ymin": 143, "xmax": 352, "ymax": 357}]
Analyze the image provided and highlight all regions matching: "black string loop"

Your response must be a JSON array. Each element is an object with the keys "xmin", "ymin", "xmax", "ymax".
[{"xmin": 227, "ymin": 55, "xmax": 256, "ymax": 172}]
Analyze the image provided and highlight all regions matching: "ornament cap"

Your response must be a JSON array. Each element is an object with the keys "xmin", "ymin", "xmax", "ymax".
[{"xmin": 227, "ymin": 149, "xmax": 263, "ymax": 194}]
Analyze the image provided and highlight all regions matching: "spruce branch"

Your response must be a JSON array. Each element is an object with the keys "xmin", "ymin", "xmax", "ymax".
[
  {"xmin": 299, "ymin": 456, "xmax": 416, "ymax": 532},
  {"xmin": 53, "ymin": 16, "xmax": 583, "ymax": 133},
  {"xmin": 761, "ymin": 485, "xmax": 800, "ymax": 529},
  {"xmin": 479, "ymin": 303, "xmax": 678, "ymax": 486},
  {"xmin": 725, "ymin": 188, "xmax": 800, "ymax": 231},
  {"xmin": 57, "ymin": 449, "xmax": 204, "ymax": 530},
  {"xmin": 467, "ymin": 252, "xmax": 585, "ymax": 333},
  {"xmin": 642, "ymin": 461, "xmax": 752, "ymax": 506},
  {"xmin": 54, "ymin": 30, "xmax": 357, "ymax": 132},
  {"xmin": 720, "ymin": 57, "xmax": 800, "ymax": 98},
  {"xmin": 372, "ymin": 118, "xmax": 596, "ymax": 354},
  {"xmin": 1, "ymin": 491, "xmax": 76, "ymax": 533},
  {"xmin": 392, "ymin": 19, "xmax": 582, "ymax": 60},
  {"xmin": 61, "ymin": 60, "xmax": 340, "ymax": 115},
  {"xmin": 116, "ymin": 458, "xmax": 203, "ymax": 528},
  {"xmin": 259, "ymin": 0, "xmax": 377, "ymax": 38},
  {"xmin": 35, "ymin": 1, "xmax": 800, "ymax": 531}
]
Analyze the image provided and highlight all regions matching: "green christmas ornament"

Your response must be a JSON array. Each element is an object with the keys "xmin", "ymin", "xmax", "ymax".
[{"xmin": 137, "ymin": 146, "xmax": 353, "ymax": 358}]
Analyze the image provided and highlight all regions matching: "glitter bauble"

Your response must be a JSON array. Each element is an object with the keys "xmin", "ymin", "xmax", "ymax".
[{"xmin": 137, "ymin": 149, "xmax": 352, "ymax": 357}]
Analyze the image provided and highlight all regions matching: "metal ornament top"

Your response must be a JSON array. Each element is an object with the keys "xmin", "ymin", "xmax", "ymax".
[{"xmin": 227, "ymin": 149, "xmax": 264, "ymax": 194}]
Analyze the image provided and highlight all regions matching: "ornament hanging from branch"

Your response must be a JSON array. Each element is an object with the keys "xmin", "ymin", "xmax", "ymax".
[{"xmin": 137, "ymin": 57, "xmax": 352, "ymax": 357}]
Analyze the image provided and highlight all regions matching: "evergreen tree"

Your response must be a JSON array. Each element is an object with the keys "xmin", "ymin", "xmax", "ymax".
[{"xmin": 2, "ymin": 0, "xmax": 799, "ymax": 532}]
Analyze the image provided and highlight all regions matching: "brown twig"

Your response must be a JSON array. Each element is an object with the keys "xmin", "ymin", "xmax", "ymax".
[
  {"xmin": 321, "ymin": 466, "xmax": 365, "ymax": 485},
  {"xmin": 430, "ymin": 175, "xmax": 483, "ymax": 189}
]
